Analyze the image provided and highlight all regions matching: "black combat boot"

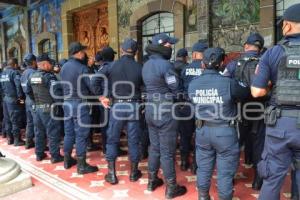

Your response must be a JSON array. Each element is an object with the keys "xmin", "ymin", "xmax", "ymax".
[
  {"xmin": 13, "ymin": 135, "xmax": 25, "ymax": 146},
  {"xmin": 180, "ymin": 154, "xmax": 189, "ymax": 171},
  {"xmin": 77, "ymin": 156, "xmax": 98, "ymax": 174},
  {"xmin": 198, "ymin": 191, "xmax": 211, "ymax": 200},
  {"xmin": 129, "ymin": 162, "xmax": 142, "ymax": 182},
  {"xmin": 252, "ymin": 167, "xmax": 263, "ymax": 190},
  {"xmin": 51, "ymin": 154, "xmax": 64, "ymax": 164},
  {"xmin": 7, "ymin": 135, "xmax": 14, "ymax": 145},
  {"xmin": 147, "ymin": 172, "xmax": 163, "ymax": 191},
  {"xmin": 64, "ymin": 153, "xmax": 77, "ymax": 169},
  {"xmin": 36, "ymin": 152, "xmax": 47, "ymax": 161},
  {"xmin": 165, "ymin": 178, "xmax": 187, "ymax": 199},
  {"xmin": 25, "ymin": 138, "xmax": 35, "ymax": 149},
  {"xmin": 105, "ymin": 161, "xmax": 118, "ymax": 184}
]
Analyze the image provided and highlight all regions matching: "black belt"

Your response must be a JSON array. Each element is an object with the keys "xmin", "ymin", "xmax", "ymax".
[
  {"xmin": 196, "ymin": 120, "xmax": 234, "ymax": 128},
  {"xmin": 113, "ymin": 99, "xmax": 141, "ymax": 103}
]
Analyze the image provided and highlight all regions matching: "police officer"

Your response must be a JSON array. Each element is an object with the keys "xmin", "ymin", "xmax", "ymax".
[
  {"xmin": 189, "ymin": 48, "xmax": 249, "ymax": 200},
  {"xmin": 226, "ymin": 33, "xmax": 266, "ymax": 190},
  {"xmin": 99, "ymin": 38, "xmax": 143, "ymax": 184},
  {"xmin": 143, "ymin": 33, "xmax": 187, "ymax": 199},
  {"xmin": 60, "ymin": 42, "xmax": 98, "ymax": 174},
  {"xmin": 251, "ymin": 4, "xmax": 300, "ymax": 200},
  {"xmin": 26, "ymin": 54, "xmax": 63, "ymax": 163},
  {"xmin": 180, "ymin": 41, "xmax": 208, "ymax": 174},
  {"xmin": 173, "ymin": 48, "xmax": 189, "ymax": 75},
  {"xmin": 0, "ymin": 58, "xmax": 25, "ymax": 146},
  {"xmin": 21, "ymin": 53, "xmax": 37, "ymax": 149}
]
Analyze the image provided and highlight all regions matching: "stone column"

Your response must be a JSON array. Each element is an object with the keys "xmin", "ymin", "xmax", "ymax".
[
  {"xmin": 0, "ymin": 22, "xmax": 7, "ymax": 61},
  {"xmin": 259, "ymin": 0, "xmax": 275, "ymax": 47},
  {"xmin": 197, "ymin": 0, "xmax": 210, "ymax": 44}
]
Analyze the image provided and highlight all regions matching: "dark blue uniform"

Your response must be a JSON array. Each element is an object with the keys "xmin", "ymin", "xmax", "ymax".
[
  {"xmin": 27, "ymin": 69, "xmax": 63, "ymax": 161},
  {"xmin": 21, "ymin": 66, "xmax": 37, "ymax": 143},
  {"xmin": 0, "ymin": 66, "xmax": 24, "ymax": 144},
  {"xmin": 189, "ymin": 48, "xmax": 249, "ymax": 200},
  {"xmin": 60, "ymin": 57, "xmax": 94, "ymax": 158},
  {"xmin": 252, "ymin": 33, "xmax": 300, "ymax": 200},
  {"xmin": 143, "ymin": 53, "xmax": 180, "ymax": 180}
]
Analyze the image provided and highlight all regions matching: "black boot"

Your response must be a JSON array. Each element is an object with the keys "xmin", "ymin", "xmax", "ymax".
[
  {"xmin": 7, "ymin": 135, "xmax": 14, "ymax": 145},
  {"xmin": 105, "ymin": 161, "xmax": 118, "ymax": 184},
  {"xmin": 13, "ymin": 135, "xmax": 25, "ymax": 146},
  {"xmin": 36, "ymin": 153, "xmax": 47, "ymax": 161},
  {"xmin": 77, "ymin": 156, "xmax": 98, "ymax": 174},
  {"xmin": 64, "ymin": 153, "xmax": 77, "ymax": 169},
  {"xmin": 129, "ymin": 162, "xmax": 142, "ymax": 182},
  {"xmin": 180, "ymin": 154, "xmax": 189, "ymax": 171},
  {"xmin": 198, "ymin": 191, "xmax": 211, "ymax": 200},
  {"xmin": 252, "ymin": 168, "xmax": 263, "ymax": 190},
  {"xmin": 191, "ymin": 161, "xmax": 197, "ymax": 175},
  {"xmin": 25, "ymin": 138, "xmax": 35, "ymax": 149},
  {"xmin": 51, "ymin": 154, "xmax": 64, "ymax": 164},
  {"xmin": 147, "ymin": 172, "xmax": 163, "ymax": 191},
  {"xmin": 165, "ymin": 178, "xmax": 187, "ymax": 199}
]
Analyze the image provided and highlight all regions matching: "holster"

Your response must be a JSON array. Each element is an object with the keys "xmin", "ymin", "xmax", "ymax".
[{"xmin": 264, "ymin": 106, "xmax": 281, "ymax": 126}]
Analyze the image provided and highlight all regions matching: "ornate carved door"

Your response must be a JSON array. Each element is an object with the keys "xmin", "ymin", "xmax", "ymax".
[{"xmin": 73, "ymin": 1, "xmax": 109, "ymax": 58}]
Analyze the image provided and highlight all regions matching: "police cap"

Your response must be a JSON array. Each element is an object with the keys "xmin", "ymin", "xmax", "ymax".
[
  {"xmin": 192, "ymin": 41, "xmax": 208, "ymax": 52},
  {"xmin": 23, "ymin": 53, "xmax": 36, "ymax": 63},
  {"xmin": 121, "ymin": 38, "xmax": 138, "ymax": 53},
  {"xmin": 283, "ymin": 3, "xmax": 300, "ymax": 23},
  {"xmin": 37, "ymin": 53, "xmax": 55, "ymax": 65},
  {"xmin": 95, "ymin": 51, "xmax": 103, "ymax": 62},
  {"xmin": 203, "ymin": 48, "xmax": 225, "ymax": 67},
  {"xmin": 69, "ymin": 42, "xmax": 87, "ymax": 55},
  {"xmin": 176, "ymin": 48, "xmax": 188, "ymax": 57},
  {"xmin": 101, "ymin": 47, "xmax": 117, "ymax": 61},
  {"xmin": 152, "ymin": 33, "xmax": 178, "ymax": 45},
  {"xmin": 245, "ymin": 33, "xmax": 264, "ymax": 49}
]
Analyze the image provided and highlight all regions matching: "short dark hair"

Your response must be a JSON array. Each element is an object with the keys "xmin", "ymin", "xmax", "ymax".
[{"xmin": 8, "ymin": 58, "xmax": 18, "ymax": 66}]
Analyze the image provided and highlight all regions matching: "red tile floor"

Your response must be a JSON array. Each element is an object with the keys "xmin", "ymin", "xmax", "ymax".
[{"xmin": 0, "ymin": 136, "xmax": 292, "ymax": 200}]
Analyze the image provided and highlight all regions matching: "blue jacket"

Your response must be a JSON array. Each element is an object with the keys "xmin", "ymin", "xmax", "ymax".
[
  {"xmin": 60, "ymin": 57, "xmax": 94, "ymax": 100},
  {"xmin": 181, "ymin": 59, "xmax": 203, "ymax": 94},
  {"xmin": 21, "ymin": 66, "xmax": 36, "ymax": 104},
  {"xmin": 0, "ymin": 66, "xmax": 24, "ymax": 100}
]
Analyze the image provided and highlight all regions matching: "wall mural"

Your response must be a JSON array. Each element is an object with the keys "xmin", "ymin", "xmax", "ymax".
[
  {"xmin": 73, "ymin": 1, "xmax": 109, "ymax": 58},
  {"xmin": 4, "ymin": 7, "xmax": 27, "ymax": 61},
  {"xmin": 211, "ymin": 0, "xmax": 260, "ymax": 52},
  {"xmin": 29, "ymin": 0, "xmax": 63, "ymax": 55}
]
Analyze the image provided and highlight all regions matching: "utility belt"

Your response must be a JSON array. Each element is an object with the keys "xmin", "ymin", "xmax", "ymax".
[
  {"xmin": 196, "ymin": 120, "xmax": 235, "ymax": 128},
  {"xmin": 35, "ymin": 104, "xmax": 51, "ymax": 109},
  {"xmin": 264, "ymin": 106, "xmax": 300, "ymax": 128}
]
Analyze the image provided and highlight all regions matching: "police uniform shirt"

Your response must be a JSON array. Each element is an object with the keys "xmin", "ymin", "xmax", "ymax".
[
  {"xmin": 21, "ymin": 66, "xmax": 36, "ymax": 100},
  {"xmin": 60, "ymin": 57, "xmax": 94, "ymax": 99},
  {"xmin": 181, "ymin": 60, "xmax": 202, "ymax": 93},
  {"xmin": 252, "ymin": 33, "xmax": 300, "ymax": 106},
  {"xmin": 0, "ymin": 67, "xmax": 24, "ymax": 99},
  {"xmin": 188, "ymin": 69, "xmax": 249, "ymax": 121},
  {"xmin": 226, "ymin": 50, "xmax": 260, "ymax": 78},
  {"xmin": 92, "ymin": 61, "xmax": 114, "ymax": 96},
  {"xmin": 142, "ymin": 54, "xmax": 180, "ymax": 100}
]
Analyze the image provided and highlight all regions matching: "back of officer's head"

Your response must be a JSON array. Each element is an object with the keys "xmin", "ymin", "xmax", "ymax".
[
  {"xmin": 203, "ymin": 48, "xmax": 225, "ymax": 70},
  {"xmin": 281, "ymin": 3, "xmax": 300, "ymax": 36},
  {"xmin": 101, "ymin": 47, "xmax": 116, "ymax": 62},
  {"xmin": 244, "ymin": 33, "xmax": 264, "ymax": 52},
  {"xmin": 121, "ymin": 38, "xmax": 137, "ymax": 56},
  {"xmin": 37, "ymin": 54, "xmax": 54, "ymax": 72},
  {"xmin": 23, "ymin": 53, "xmax": 37, "ymax": 68},
  {"xmin": 69, "ymin": 42, "xmax": 87, "ymax": 60},
  {"xmin": 8, "ymin": 58, "xmax": 18, "ymax": 68},
  {"xmin": 176, "ymin": 48, "xmax": 188, "ymax": 63},
  {"xmin": 192, "ymin": 40, "xmax": 208, "ymax": 60}
]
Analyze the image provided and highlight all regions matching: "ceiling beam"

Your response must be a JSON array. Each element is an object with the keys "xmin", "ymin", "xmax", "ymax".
[{"xmin": 0, "ymin": 0, "xmax": 26, "ymax": 6}]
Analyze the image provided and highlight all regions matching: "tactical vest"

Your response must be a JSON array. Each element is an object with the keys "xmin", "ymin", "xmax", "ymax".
[
  {"xmin": 234, "ymin": 56, "xmax": 259, "ymax": 87},
  {"xmin": 275, "ymin": 42, "xmax": 300, "ymax": 106},
  {"xmin": 30, "ymin": 72, "xmax": 53, "ymax": 105}
]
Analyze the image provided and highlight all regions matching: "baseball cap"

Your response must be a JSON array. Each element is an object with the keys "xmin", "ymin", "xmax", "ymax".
[
  {"xmin": 203, "ymin": 48, "xmax": 226, "ymax": 67},
  {"xmin": 121, "ymin": 38, "xmax": 138, "ymax": 53},
  {"xmin": 176, "ymin": 48, "xmax": 188, "ymax": 57},
  {"xmin": 69, "ymin": 42, "xmax": 87, "ymax": 55},
  {"xmin": 245, "ymin": 33, "xmax": 264, "ymax": 49},
  {"xmin": 152, "ymin": 33, "xmax": 178, "ymax": 45},
  {"xmin": 192, "ymin": 41, "xmax": 208, "ymax": 52}
]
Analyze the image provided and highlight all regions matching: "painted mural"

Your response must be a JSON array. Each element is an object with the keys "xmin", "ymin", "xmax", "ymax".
[
  {"xmin": 3, "ymin": 7, "xmax": 27, "ymax": 61},
  {"xmin": 73, "ymin": 1, "xmax": 109, "ymax": 58},
  {"xmin": 29, "ymin": 0, "xmax": 63, "ymax": 55}
]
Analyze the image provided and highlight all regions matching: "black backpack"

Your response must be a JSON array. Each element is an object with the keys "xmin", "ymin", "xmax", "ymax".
[{"xmin": 234, "ymin": 56, "xmax": 259, "ymax": 87}]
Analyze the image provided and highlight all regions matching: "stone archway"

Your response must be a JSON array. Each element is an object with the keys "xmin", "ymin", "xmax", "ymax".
[
  {"xmin": 35, "ymin": 32, "xmax": 57, "ymax": 60},
  {"xmin": 129, "ymin": 0, "xmax": 185, "ymax": 61},
  {"xmin": 7, "ymin": 41, "xmax": 22, "ymax": 63}
]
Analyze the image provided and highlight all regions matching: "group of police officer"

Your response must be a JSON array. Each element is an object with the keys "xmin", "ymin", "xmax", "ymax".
[{"xmin": 0, "ymin": 3, "xmax": 300, "ymax": 200}]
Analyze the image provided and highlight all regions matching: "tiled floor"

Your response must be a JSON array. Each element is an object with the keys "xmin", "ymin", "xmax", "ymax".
[{"xmin": 0, "ymin": 137, "xmax": 292, "ymax": 200}]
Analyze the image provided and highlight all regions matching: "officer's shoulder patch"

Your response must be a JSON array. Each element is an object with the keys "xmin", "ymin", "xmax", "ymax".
[{"xmin": 166, "ymin": 75, "xmax": 177, "ymax": 85}]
